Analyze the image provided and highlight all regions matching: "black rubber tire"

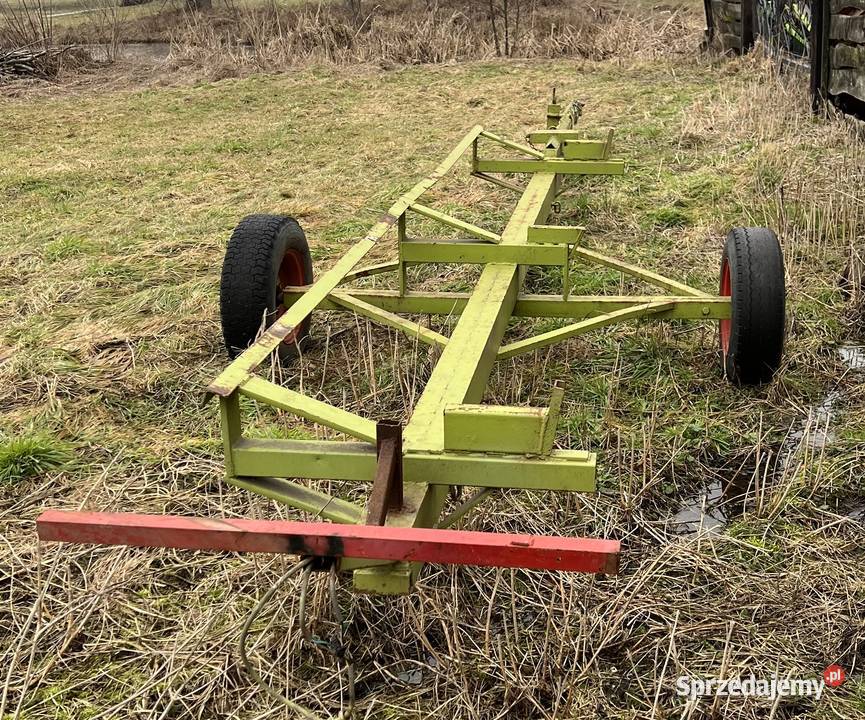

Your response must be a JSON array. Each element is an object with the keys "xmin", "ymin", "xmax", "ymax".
[
  {"xmin": 719, "ymin": 227, "xmax": 785, "ymax": 385},
  {"xmin": 220, "ymin": 214, "xmax": 313, "ymax": 362}
]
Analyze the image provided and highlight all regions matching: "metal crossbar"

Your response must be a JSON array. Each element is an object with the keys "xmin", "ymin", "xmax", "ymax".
[{"xmin": 37, "ymin": 510, "xmax": 620, "ymax": 574}]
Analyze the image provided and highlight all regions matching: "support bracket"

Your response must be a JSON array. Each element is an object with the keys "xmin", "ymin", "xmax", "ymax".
[
  {"xmin": 365, "ymin": 421, "xmax": 404, "ymax": 525},
  {"xmin": 527, "ymin": 224, "xmax": 584, "ymax": 245},
  {"xmin": 443, "ymin": 382, "xmax": 565, "ymax": 456}
]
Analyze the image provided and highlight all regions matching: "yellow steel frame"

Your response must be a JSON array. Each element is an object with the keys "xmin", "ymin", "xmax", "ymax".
[{"xmin": 207, "ymin": 98, "xmax": 731, "ymax": 594}]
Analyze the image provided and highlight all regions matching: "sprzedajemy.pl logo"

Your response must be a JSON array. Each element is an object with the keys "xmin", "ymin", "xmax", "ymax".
[{"xmin": 675, "ymin": 666, "xmax": 846, "ymax": 702}]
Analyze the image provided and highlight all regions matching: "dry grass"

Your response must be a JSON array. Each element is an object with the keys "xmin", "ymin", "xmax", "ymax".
[
  {"xmin": 1, "ymin": 0, "xmax": 701, "ymax": 83},
  {"xmin": 1, "ymin": 10, "xmax": 865, "ymax": 719},
  {"xmin": 22, "ymin": 0, "xmax": 703, "ymax": 77},
  {"xmin": 164, "ymin": 0, "xmax": 698, "ymax": 73}
]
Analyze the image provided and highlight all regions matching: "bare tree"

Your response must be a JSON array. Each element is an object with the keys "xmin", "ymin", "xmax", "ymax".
[
  {"xmin": 487, "ymin": 0, "xmax": 523, "ymax": 57},
  {"xmin": 345, "ymin": 0, "xmax": 362, "ymax": 21}
]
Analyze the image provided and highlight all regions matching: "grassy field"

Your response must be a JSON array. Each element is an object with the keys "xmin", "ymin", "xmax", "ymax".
[{"xmin": 2, "ymin": 10, "xmax": 865, "ymax": 718}]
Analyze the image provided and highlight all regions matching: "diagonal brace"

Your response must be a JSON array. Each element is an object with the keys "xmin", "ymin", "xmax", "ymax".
[
  {"xmin": 409, "ymin": 203, "xmax": 502, "ymax": 244},
  {"xmin": 331, "ymin": 292, "xmax": 449, "ymax": 348},
  {"xmin": 227, "ymin": 476, "xmax": 363, "ymax": 524},
  {"xmin": 340, "ymin": 260, "xmax": 400, "ymax": 283},
  {"xmin": 479, "ymin": 129, "xmax": 545, "ymax": 159},
  {"xmin": 497, "ymin": 301, "xmax": 675, "ymax": 360},
  {"xmin": 239, "ymin": 375, "xmax": 377, "ymax": 442},
  {"xmin": 471, "ymin": 172, "xmax": 525, "ymax": 194},
  {"xmin": 573, "ymin": 246, "xmax": 709, "ymax": 297}
]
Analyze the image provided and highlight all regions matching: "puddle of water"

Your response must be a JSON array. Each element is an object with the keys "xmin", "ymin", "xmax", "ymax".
[
  {"xmin": 84, "ymin": 42, "xmax": 171, "ymax": 63},
  {"xmin": 785, "ymin": 389, "xmax": 839, "ymax": 452},
  {"xmin": 839, "ymin": 345, "xmax": 865, "ymax": 371},
  {"xmin": 847, "ymin": 505, "xmax": 865, "ymax": 522},
  {"xmin": 779, "ymin": 344, "xmax": 861, "ymax": 454},
  {"xmin": 50, "ymin": 7, "xmax": 100, "ymax": 17},
  {"xmin": 397, "ymin": 668, "xmax": 424, "ymax": 685},
  {"xmin": 395, "ymin": 655, "xmax": 438, "ymax": 686},
  {"xmin": 670, "ymin": 476, "xmax": 749, "ymax": 535},
  {"xmin": 669, "ymin": 485, "xmax": 726, "ymax": 534},
  {"xmin": 670, "ymin": 344, "xmax": 864, "ymax": 535}
]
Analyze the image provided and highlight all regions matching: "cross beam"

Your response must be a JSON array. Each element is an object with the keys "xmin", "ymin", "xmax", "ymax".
[
  {"xmin": 282, "ymin": 289, "xmax": 732, "ymax": 319},
  {"xmin": 227, "ymin": 439, "xmax": 597, "ymax": 492},
  {"xmin": 36, "ymin": 511, "xmax": 620, "ymax": 575}
]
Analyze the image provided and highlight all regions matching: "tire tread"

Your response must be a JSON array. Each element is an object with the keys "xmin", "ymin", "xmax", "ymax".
[
  {"xmin": 219, "ymin": 214, "xmax": 309, "ymax": 359},
  {"xmin": 722, "ymin": 227, "xmax": 785, "ymax": 385}
]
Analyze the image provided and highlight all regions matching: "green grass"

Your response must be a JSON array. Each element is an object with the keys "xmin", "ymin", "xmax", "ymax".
[{"xmin": 0, "ymin": 433, "xmax": 72, "ymax": 484}]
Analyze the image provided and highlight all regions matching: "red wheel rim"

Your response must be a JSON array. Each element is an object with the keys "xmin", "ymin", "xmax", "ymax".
[
  {"xmin": 275, "ymin": 249, "xmax": 305, "ymax": 345},
  {"xmin": 719, "ymin": 258, "xmax": 731, "ymax": 355}
]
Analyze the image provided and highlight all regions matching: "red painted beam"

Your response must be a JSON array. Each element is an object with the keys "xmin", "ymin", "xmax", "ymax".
[{"xmin": 36, "ymin": 510, "xmax": 619, "ymax": 574}]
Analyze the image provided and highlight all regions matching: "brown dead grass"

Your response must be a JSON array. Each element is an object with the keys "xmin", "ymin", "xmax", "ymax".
[
  {"xmin": 37, "ymin": 0, "xmax": 703, "ymax": 76},
  {"xmin": 166, "ymin": 0, "xmax": 698, "ymax": 72}
]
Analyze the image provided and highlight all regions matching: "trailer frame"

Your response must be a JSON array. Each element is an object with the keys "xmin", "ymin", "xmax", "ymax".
[
  {"xmin": 193, "ymin": 97, "xmax": 727, "ymax": 593},
  {"xmin": 38, "ymin": 96, "xmax": 733, "ymax": 594}
]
